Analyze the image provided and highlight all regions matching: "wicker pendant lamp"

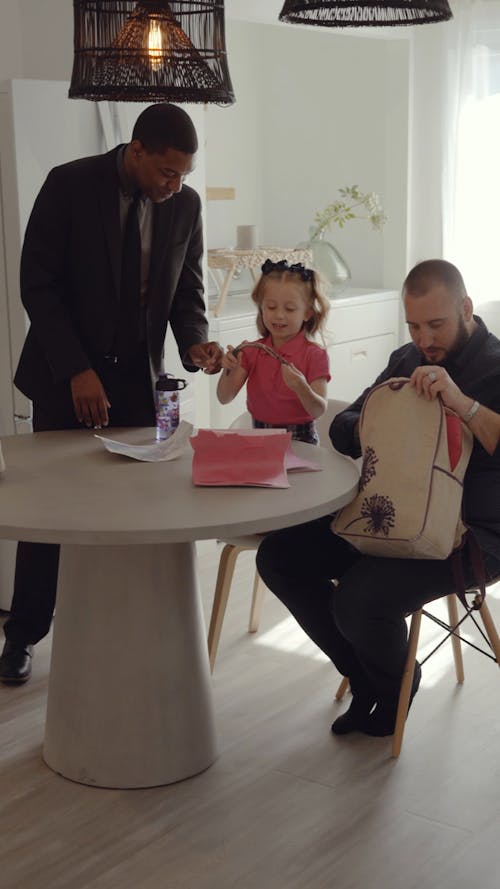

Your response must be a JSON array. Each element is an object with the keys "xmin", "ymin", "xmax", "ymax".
[
  {"xmin": 278, "ymin": 0, "xmax": 453, "ymax": 27},
  {"xmin": 69, "ymin": 1, "xmax": 235, "ymax": 104}
]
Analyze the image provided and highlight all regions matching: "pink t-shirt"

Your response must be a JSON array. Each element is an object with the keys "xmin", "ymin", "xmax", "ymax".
[{"xmin": 240, "ymin": 332, "xmax": 331, "ymax": 424}]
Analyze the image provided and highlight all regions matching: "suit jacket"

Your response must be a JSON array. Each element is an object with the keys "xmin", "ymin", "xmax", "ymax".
[{"xmin": 14, "ymin": 146, "xmax": 208, "ymax": 404}]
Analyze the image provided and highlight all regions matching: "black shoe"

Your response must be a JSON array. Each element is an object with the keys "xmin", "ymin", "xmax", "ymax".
[
  {"xmin": 361, "ymin": 704, "xmax": 398, "ymax": 737},
  {"xmin": 0, "ymin": 640, "xmax": 33, "ymax": 683},
  {"xmin": 331, "ymin": 696, "xmax": 376, "ymax": 736},
  {"xmin": 362, "ymin": 662, "xmax": 422, "ymax": 738}
]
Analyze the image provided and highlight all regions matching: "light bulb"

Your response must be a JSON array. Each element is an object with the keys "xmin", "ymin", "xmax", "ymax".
[{"xmin": 148, "ymin": 19, "xmax": 163, "ymax": 69}]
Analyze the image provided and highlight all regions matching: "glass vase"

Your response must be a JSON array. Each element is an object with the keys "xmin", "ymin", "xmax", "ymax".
[{"xmin": 298, "ymin": 228, "xmax": 351, "ymax": 297}]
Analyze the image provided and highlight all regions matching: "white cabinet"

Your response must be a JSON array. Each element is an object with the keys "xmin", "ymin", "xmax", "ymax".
[
  {"xmin": 195, "ymin": 295, "xmax": 259, "ymax": 428},
  {"xmin": 329, "ymin": 334, "xmax": 395, "ymax": 403},
  {"xmin": 326, "ymin": 289, "xmax": 400, "ymax": 403},
  {"xmin": 190, "ymin": 288, "xmax": 400, "ymax": 428}
]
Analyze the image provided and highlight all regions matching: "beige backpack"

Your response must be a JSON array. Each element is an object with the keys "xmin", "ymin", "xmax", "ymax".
[{"xmin": 331, "ymin": 378, "xmax": 473, "ymax": 560}]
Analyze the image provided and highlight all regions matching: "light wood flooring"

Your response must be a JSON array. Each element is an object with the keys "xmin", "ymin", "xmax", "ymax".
[{"xmin": 1, "ymin": 541, "xmax": 499, "ymax": 889}]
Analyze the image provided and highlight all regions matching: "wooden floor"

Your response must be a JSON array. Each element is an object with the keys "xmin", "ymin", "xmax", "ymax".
[{"xmin": 1, "ymin": 541, "xmax": 500, "ymax": 889}]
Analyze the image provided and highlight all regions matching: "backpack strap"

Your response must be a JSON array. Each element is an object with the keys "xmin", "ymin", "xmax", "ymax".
[{"xmin": 450, "ymin": 529, "xmax": 486, "ymax": 611}]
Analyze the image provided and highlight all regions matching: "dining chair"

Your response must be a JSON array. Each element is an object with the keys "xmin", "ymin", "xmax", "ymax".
[
  {"xmin": 335, "ymin": 584, "xmax": 500, "ymax": 757},
  {"xmin": 207, "ymin": 398, "xmax": 350, "ymax": 671}
]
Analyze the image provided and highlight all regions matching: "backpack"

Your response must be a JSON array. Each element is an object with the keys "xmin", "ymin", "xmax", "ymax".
[{"xmin": 331, "ymin": 378, "xmax": 473, "ymax": 560}]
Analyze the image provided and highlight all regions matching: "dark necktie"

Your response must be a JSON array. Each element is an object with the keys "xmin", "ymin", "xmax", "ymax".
[{"xmin": 114, "ymin": 192, "xmax": 141, "ymax": 361}]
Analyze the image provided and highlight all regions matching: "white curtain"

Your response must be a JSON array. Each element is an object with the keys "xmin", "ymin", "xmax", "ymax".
[{"xmin": 442, "ymin": 0, "xmax": 500, "ymax": 305}]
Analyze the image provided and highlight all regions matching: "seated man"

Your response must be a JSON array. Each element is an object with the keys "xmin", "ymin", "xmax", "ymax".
[{"xmin": 257, "ymin": 259, "xmax": 500, "ymax": 737}]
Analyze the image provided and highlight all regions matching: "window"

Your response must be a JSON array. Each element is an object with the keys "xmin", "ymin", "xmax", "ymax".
[{"xmin": 450, "ymin": 18, "xmax": 500, "ymax": 304}]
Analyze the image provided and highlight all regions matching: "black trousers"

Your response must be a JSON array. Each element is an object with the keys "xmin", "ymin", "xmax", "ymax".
[
  {"xmin": 4, "ymin": 347, "xmax": 156, "ymax": 645},
  {"xmin": 256, "ymin": 516, "xmax": 500, "ymax": 708}
]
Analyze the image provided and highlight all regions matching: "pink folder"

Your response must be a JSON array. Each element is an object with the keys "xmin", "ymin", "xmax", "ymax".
[{"xmin": 190, "ymin": 429, "xmax": 321, "ymax": 488}]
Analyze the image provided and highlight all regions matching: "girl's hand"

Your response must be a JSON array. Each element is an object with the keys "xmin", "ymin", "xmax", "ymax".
[
  {"xmin": 281, "ymin": 363, "xmax": 307, "ymax": 392},
  {"xmin": 217, "ymin": 345, "xmax": 248, "ymax": 404},
  {"xmin": 220, "ymin": 345, "xmax": 243, "ymax": 372},
  {"xmin": 281, "ymin": 368, "xmax": 328, "ymax": 419}
]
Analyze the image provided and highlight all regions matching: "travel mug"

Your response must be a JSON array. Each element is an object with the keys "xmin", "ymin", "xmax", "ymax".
[{"xmin": 155, "ymin": 375, "xmax": 187, "ymax": 441}]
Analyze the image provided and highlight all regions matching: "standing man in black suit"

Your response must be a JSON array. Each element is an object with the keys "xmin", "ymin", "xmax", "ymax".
[{"xmin": 0, "ymin": 102, "xmax": 222, "ymax": 682}]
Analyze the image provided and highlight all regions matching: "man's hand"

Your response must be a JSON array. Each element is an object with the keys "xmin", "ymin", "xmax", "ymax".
[
  {"xmin": 409, "ymin": 366, "xmax": 473, "ymax": 418},
  {"xmin": 188, "ymin": 341, "xmax": 223, "ymax": 374},
  {"xmin": 70, "ymin": 368, "xmax": 111, "ymax": 427}
]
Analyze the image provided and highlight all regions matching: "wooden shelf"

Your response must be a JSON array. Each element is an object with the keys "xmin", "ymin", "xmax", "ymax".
[{"xmin": 206, "ymin": 187, "xmax": 236, "ymax": 201}]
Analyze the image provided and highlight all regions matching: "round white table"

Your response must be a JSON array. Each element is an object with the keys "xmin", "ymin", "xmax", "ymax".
[{"xmin": 0, "ymin": 429, "xmax": 359, "ymax": 788}]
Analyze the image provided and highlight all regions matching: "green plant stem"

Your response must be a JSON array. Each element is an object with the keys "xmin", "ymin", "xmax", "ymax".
[{"xmin": 310, "ymin": 199, "xmax": 369, "ymax": 240}]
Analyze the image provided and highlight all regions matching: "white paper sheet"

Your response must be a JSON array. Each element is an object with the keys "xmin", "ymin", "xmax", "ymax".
[{"xmin": 95, "ymin": 420, "xmax": 193, "ymax": 462}]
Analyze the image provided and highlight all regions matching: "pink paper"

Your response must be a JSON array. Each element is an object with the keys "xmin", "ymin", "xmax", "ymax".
[
  {"xmin": 190, "ymin": 429, "xmax": 291, "ymax": 487},
  {"xmin": 190, "ymin": 429, "xmax": 324, "ymax": 487},
  {"xmin": 285, "ymin": 446, "xmax": 322, "ymax": 473}
]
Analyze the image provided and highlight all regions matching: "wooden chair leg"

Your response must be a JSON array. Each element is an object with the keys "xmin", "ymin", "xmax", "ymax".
[
  {"xmin": 446, "ymin": 594, "xmax": 465, "ymax": 683},
  {"xmin": 207, "ymin": 544, "xmax": 245, "ymax": 672},
  {"xmin": 248, "ymin": 569, "xmax": 266, "ymax": 633},
  {"xmin": 391, "ymin": 609, "xmax": 422, "ymax": 758},
  {"xmin": 478, "ymin": 600, "xmax": 500, "ymax": 666},
  {"xmin": 335, "ymin": 676, "xmax": 350, "ymax": 701}
]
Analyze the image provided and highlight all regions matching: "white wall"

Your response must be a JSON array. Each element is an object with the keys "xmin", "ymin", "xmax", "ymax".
[
  {"xmin": 206, "ymin": 20, "xmax": 410, "ymax": 290},
  {"xmin": 406, "ymin": 23, "xmax": 449, "ymax": 269},
  {"xmin": 0, "ymin": 0, "xmax": 23, "ymax": 79},
  {"xmin": 0, "ymin": 2, "xmax": 451, "ymax": 297},
  {"xmin": 260, "ymin": 23, "xmax": 408, "ymax": 289},
  {"xmin": 204, "ymin": 23, "xmax": 264, "ymax": 252},
  {"xmin": 382, "ymin": 39, "xmax": 410, "ymax": 290},
  {"xmin": 0, "ymin": 0, "xmax": 73, "ymax": 81},
  {"xmin": 18, "ymin": 0, "xmax": 73, "ymax": 79}
]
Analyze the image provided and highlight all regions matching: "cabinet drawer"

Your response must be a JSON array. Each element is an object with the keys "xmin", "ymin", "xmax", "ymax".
[
  {"xmin": 327, "ymin": 333, "xmax": 395, "ymax": 403},
  {"xmin": 329, "ymin": 299, "xmax": 399, "ymax": 344}
]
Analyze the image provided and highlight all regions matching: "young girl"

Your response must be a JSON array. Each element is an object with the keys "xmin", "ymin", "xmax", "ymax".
[{"xmin": 216, "ymin": 258, "xmax": 331, "ymax": 444}]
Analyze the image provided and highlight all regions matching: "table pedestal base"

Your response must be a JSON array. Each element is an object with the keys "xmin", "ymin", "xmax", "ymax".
[{"xmin": 43, "ymin": 542, "xmax": 217, "ymax": 788}]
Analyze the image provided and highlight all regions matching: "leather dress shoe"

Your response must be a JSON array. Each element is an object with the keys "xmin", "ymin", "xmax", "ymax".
[{"xmin": 0, "ymin": 640, "xmax": 33, "ymax": 683}]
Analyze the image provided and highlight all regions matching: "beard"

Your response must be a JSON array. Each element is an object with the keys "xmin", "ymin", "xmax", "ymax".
[
  {"xmin": 435, "ymin": 316, "xmax": 471, "ymax": 366},
  {"xmin": 444, "ymin": 316, "xmax": 470, "ymax": 363}
]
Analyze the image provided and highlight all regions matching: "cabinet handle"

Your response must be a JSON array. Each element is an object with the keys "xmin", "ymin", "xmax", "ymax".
[{"xmin": 351, "ymin": 350, "xmax": 368, "ymax": 360}]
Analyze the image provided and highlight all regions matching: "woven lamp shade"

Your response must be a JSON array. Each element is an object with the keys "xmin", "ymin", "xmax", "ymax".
[
  {"xmin": 69, "ymin": 0, "xmax": 235, "ymax": 104},
  {"xmin": 278, "ymin": 0, "xmax": 453, "ymax": 27}
]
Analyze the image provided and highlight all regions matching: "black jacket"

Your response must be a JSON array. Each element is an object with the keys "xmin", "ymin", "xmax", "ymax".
[{"xmin": 14, "ymin": 146, "xmax": 208, "ymax": 403}]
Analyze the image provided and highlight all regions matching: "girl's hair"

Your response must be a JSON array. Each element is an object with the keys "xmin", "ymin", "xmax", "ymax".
[{"xmin": 250, "ymin": 267, "xmax": 330, "ymax": 343}]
